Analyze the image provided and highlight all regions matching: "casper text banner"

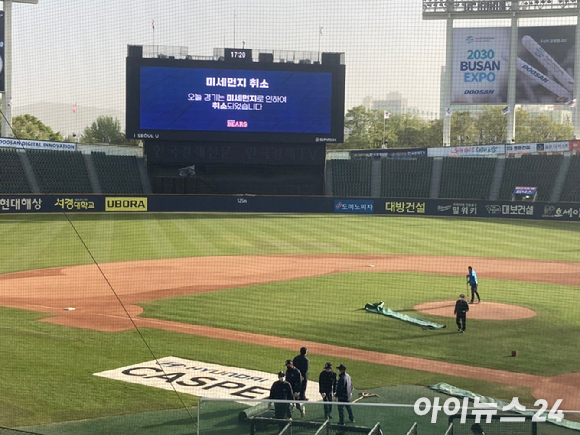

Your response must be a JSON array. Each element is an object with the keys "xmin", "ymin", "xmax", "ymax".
[{"xmin": 452, "ymin": 28, "xmax": 510, "ymax": 104}]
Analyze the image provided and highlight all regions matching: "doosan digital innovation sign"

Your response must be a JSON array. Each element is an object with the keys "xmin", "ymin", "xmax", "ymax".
[{"xmin": 126, "ymin": 56, "xmax": 345, "ymax": 143}]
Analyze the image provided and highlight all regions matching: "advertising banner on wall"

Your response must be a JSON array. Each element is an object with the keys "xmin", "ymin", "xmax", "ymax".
[
  {"xmin": 428, "ymin": 145, "xmax": 505, "ymax": 157},
  {"xmin": 515, "ymin": 26, "xmax": 575, "ymax": 104},
  {"xmin": 536, "ymin": 141, "xmax": 570, "ymax": 153},
  {"xmin": 349, "ymin": 148, "xmax": 427, "ymax": 159},
  {"xmin": 452, "ymin": 27, "xmax": 511, "ymax": 104},
  {"xmin": 506, "ymin": 143, "xmax": 537, "ymax": 155}
]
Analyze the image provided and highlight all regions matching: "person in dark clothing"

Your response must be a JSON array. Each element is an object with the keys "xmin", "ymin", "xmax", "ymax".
[
  {"xmin": 285, "ymin": 359, "xmax": 305, "ymax": 416},
  {"xmin": 466, "ymin": 266, "xmax": 480, "ymax": 303},
  {"xmin": 293, "ymin": 347, "xmax": 310, "ymax": 400},
  {"xmin": 471, "ymin": 423, "xmax": 486, "ymax": 434},
  {"xmin": 269, "ymin": 371, "xmax": 294, "ymax": 421},
  {"xmin": 454, "ymin": 294, "xmax": 470, "ymax": 333},
  {"xmin": 335, "ymin": 364, "xmax": 355, "ymax": 425},
  {"xmin": 319, "ymin": 362, "xmax": 337, "ymax": 419}
]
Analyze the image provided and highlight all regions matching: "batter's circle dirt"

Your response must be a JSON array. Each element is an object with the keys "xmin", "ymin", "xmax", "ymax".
[
  {"xmin": 1, "ymin": 254, "xmax": 579, "ymax": 413},
  {"xmin": 414, "ymin": 301, "xmax": 536, "ymax": 320}
]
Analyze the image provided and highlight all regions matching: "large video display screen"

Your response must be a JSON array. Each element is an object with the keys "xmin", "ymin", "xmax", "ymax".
[{"xmin": 126, "ymin": 57, "xmax": 345, "ymax": 143}]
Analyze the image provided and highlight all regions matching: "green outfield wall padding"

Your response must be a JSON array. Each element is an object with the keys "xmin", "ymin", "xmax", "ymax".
[
  {"xmin": 430, "ymin": 382, "xmax": 580, "ymax": 432},
  {"xmin": 364, "ymin": 302, "xmax": 446, "ymax": 330}
]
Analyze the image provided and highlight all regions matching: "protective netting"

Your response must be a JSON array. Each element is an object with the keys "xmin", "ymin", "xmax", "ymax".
[
  {"xmin": 2, "ymin": 2, "xmax": 580, "ymax": 435},
  {"xmin": 404, "ymin": 422, "xmax": 418, "ymax": 435},
  {"xmin": 449, "ymin": 415, "xmax": 536, "ymax": 435},
  {"xmin": 250, "ymin": 418, "xmax": 382, "ymax": 435}
]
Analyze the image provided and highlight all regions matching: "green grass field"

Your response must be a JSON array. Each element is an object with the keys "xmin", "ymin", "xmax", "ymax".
[{"xmin": 0, "ymin": 213, "xmax": 579, "ymax": 434}]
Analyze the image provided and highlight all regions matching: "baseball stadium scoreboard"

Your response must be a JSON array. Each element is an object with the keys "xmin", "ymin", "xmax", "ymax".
[
  {"xmin": 126, "ymin": 46, "xmax": 345, "ymax": 195},
  {"xmin": 126, "ymin": 48, "xmax": 346, "ymax": 144}
]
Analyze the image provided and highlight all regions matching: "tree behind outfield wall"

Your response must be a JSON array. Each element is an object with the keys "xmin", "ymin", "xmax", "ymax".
[
  {"xmin": 81, "ymin": 115, "xmax": 137, "ymax": 145},
  {"xmin": 340, "ymin": 106, "xmax": 442, "ymax": 149},
  {"xmin": 335, "ymin": 105, "xmax": 573, "ymax": 149},
  {"xmin": 10, "ymin": 114, "xmax": 64, "ymax": 142}
]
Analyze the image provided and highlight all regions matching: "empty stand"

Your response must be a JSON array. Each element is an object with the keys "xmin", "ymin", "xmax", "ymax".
[
  {"xmin": 27, "ymin": 150, "xmax": 93, "ymax": 194},
  {"xmin": 330, "ymin": 159, "xmax": 372, "ymax": 197},
  {"xmin": 560, "ymin": 154, "xmax": 580, "ymax": 202},
  {"xmin": 380, "ymin": 158, "xmax": 433, "ymax": 198},
  {"xmin": 0, "ymin": 149, "xmax": 32, "ymax": 193},
  {"xmin": 92, "ymin": 152, "xmax": 144, "ymax": 194},
  {"xmin": 439, "ymin": 157, "xmax": 496, "ymax": 200},
  {"xmin": 499, "ymin": 154, "xmax": 563, "ymax": 202}
]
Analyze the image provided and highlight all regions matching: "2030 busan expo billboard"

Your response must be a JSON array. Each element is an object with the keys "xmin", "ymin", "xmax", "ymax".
[
  {"xmin": 452, "ymin": 27, "xmax": 511, "ymax": 104},
  {"xmin": 452, "ymin": 26, "xmax": 575, "ymax": 105}
]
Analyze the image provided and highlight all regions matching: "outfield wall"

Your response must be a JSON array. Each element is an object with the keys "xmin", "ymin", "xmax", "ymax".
[{"xmin": 0, "ymin": 194, "xmax": 579, "ymax": 221}]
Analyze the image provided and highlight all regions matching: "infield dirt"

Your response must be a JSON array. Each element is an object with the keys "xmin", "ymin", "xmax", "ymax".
[{"xmin": 1, "ymin": 254, "xmax": 579, "ymax": 415}]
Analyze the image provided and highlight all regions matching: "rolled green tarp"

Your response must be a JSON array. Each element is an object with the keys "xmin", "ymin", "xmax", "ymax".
[
  {"xmin": 238, "ymin": 401, "xmax": 271, "ymax": 421},
  {"xmin": 365, "ymin": 301, "xmax": 446, "ymax": 330}
]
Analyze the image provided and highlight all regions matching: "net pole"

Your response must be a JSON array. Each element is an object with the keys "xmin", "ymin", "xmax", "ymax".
[
  {"xmin": 404, "ymin": 422, "xmax": 418, "ymax": 435},
  {"xmin": 444, "ymin": 422, "xmax": 453, "ymax": 435}
]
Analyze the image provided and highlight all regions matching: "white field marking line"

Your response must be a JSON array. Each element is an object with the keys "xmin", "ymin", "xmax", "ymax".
[{"xmin": 24, "ymin": 304, "xmax": 64, "ymax": 310}]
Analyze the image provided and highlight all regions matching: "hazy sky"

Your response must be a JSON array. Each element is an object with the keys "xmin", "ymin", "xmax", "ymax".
[{"xmin": 8, "ymin": 0, "xmax": 575, "ymax": 133}]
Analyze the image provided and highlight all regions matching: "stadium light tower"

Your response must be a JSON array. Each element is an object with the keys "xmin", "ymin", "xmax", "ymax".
[
  {"xmin": 423, "ymin": 0, "xmax": 580, "ymax": 146},
  {"xmin": 1, "ymin": 0, "xmax": 38, "ymax": 138}
]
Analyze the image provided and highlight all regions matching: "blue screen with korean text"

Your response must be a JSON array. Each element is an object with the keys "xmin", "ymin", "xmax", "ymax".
[{"xmin": 139, "ymin": 66, "xmax": 333, "ymax": 134}]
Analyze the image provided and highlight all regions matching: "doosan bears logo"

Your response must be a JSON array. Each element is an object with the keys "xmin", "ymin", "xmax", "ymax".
[{"xmin": 227, "ymin": 120, "xmax": 248, "ymax": 128}]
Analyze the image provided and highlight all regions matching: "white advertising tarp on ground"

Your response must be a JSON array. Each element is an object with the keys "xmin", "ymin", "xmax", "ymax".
[{"xmin": 95, "ymin": 356, "xmax": 320, "ymax": 402}]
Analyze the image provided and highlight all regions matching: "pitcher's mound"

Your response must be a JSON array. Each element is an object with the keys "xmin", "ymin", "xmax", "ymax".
[{"xmin": 414, "ymin": 301, "xmax": 536, "ymax": 320}]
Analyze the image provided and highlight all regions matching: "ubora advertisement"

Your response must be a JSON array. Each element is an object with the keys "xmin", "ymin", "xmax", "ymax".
[{"xmin": 452, "ymin": 27, "xmax": 511, "ymax": 104}]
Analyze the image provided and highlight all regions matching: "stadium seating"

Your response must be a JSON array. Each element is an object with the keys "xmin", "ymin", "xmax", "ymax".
[
  {"xmin": 380, "ymin": 158, "xmax": 433, "ymax": 198},
  {"xmin": 560, "ymin": 154, "xmax": 580, "ymax": 202},
  {"xmin": 439, "ymin": 157, "xmax": 496, "ymax": 200},
  {"xmin": 91, "ymin": 152, "xmax": 144, "ymax": 194},
  {"xmin": 27, "ymin": 149, "xmax": 93, "ymax": 194},
  {"xmin": 330, "ymin": 159, "xmax": 372, "ymax": 197},
  {"xmin": 498, "ymin": 154, "xmax": 563, "ymax": 202},
  {"xmin": 0, "ymin": 149, "xmax": 32, "ymax": 193}
]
